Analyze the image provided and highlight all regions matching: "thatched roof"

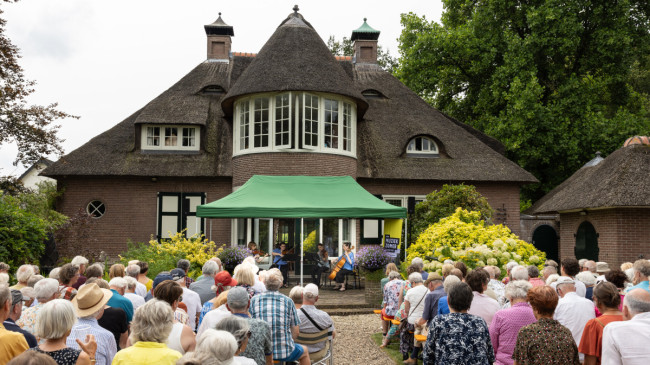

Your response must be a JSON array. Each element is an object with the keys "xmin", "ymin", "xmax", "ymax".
[
  {"xmin": 43, "ymin": 11, "xmax": 536, "ymax": 184},
  {"xmin": 221, "ymin": 11, "xmax": 368, "ymax": 118},
  {"xmin": 528, "ymin": 144, "xmax": 650, "ymax": 214},
  {"xmin": 354, "ymin": 64, "xmax": 536, "ymax": 183}
]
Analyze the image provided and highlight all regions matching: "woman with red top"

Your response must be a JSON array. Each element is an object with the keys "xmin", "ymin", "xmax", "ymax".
[{"xmin": 579, "ymin": 282, "xmax": 623, "ymax": 365}]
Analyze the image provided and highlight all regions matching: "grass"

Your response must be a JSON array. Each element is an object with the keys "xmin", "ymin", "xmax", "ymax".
[{"xmin": 371, "ymin": 332, "xmax": 404, "ymax": 365}]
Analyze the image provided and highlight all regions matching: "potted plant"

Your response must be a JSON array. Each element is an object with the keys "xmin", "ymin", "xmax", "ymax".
[
  {"xmin": 217, "ymin": 246, "xmax": 250, "ymax": 274},
  {"xmin": 356, "ymin": 245, "xmax": 392, "ymax": 306}
]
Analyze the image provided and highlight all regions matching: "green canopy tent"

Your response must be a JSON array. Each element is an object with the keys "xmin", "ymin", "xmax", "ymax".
[{"xmin": 196, "ymin": 175, "xmax": 407, "ymax": 285}]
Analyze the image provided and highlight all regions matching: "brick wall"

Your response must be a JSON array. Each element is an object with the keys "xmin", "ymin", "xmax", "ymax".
[
  {"xmin": 232, "ymin": 153, "xmax": 357, "ymax": 186},
  {"xmin": 358, "ymin": 178, "xmax": 523, "ymax": 236},
  {"xmin": 560, "ymin": 208, "xmax": 650, "ymax": 267},
  {"xmin": 520, "ymin": 216, "xmax": 560, "ymax": 243},
  {"xmin": 56, "ymin": 176, "xmax": 232, "ymax": 257}
]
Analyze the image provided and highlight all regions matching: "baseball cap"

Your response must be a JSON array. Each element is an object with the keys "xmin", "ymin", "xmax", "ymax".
[
  {"xmin": 226, "ymin": 286, "xmax": 250, "ymax": 307},
  {"xmin": 170, "ymin": 268, "xmax": 186, "ymax": 281},
  {"xmin": 152, "ymin": 272, "xmax": 173, "ymax": 291},
  {"xmin": 10, "ymin": 289, "xmax": 22, "ymax": 306},
  {"xmin": 303, "ymin": 283, "xmax": 319, "ymax": 297},
  {"xmin": 214, "ymin": 271, "xmax": 238, "ymax": 287}
]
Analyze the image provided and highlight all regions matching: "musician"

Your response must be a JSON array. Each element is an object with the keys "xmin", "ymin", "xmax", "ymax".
[
  {"xmin": 272, "ymin": 243, "xmax": 289, "ymax": 287},
  {"xmin": 333, "ymin": 242, "xmax": 354, "ymax": 292},
  {"xmin": 247, "ymin": 241, "xmax": 267, "ymax": 263},
  {"xmin": 310, "ymin": 243, "xmax": 329, "ymax": 287}
]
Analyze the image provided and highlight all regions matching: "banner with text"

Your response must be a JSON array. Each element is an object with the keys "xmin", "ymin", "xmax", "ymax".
[{"xmin": 383, "ymin": 218, "xmax": 403, "ymax": 258}]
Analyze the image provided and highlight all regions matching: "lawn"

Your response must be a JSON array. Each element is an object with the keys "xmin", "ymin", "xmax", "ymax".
[{"xmin": 371, "ymin": 332, "xmax": 404, "ymax": 364}]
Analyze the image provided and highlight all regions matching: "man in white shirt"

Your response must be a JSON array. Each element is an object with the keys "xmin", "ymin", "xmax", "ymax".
[
  {"xmin": 553, "ymin": 276, "xmax": 595, "ymax": 362},
  {"xmin": 122, "ymin": 276, "xmax": 145, "ymax": 311},
  {"xmin": 602, "ymin": 288, "xmax": 650, "ymax": 365},
  {"xmin": 467, "ymin": 268, "xmax": 500, "ymax": 326},
  {"xmin": 171, "ymin": 268, "xmax": 202, "ymax": 332},
  {"xmin": 552, "ymin": 258, "xmax": 587, "ymax": 297},
  {"xmin": 125, "ymin": 264, "xmax": 147, "ymax": 297}
]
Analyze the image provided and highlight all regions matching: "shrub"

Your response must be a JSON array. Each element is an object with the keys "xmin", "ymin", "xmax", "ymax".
[
  {"xmin": 120, "ymin": 231, "xmax": 220, "ymax": 279},
  {"xmin": 0, "ymin": 194, "xmax": 49, "ymax": 269},
  {"xmin": 217, "ymin": 246, "xmax": 250, "ymax": 270},
  {"xmin": 356, "ymin": 245, "xmax": 391, "ymax": 272},
  {"xmin": 411, "ymin": 184, "xmax": 493, "ymax": 239},
  {"xmin": 408, "ymin": 208, "xmax": 545, "ymax": 277}
]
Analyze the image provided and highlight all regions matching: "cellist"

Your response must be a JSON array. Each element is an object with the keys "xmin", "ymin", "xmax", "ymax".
[{"xmin": 333, "ymin": 242, "xmax": 354, "ymax": 292}]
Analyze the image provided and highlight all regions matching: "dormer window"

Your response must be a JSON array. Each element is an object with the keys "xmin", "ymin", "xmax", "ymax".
[
  {"xmin": 362, "ymin": 89, "xmax": 386, "ymax": 99},
  {"xmin": 201, "ymin": 85, "xmax": 225, "ymax": 95},
  {"xmin": 407, "ymin": 136, "xmax": 439, "ymax": 157},
  {"xmin": 142, "ymin": 125, "xmax": 200, "ymax": 151}
]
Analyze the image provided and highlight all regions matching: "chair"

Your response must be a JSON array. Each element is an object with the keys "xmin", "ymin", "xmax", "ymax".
[
  {"xmin": 344, "ymin": 265, "xmax": 361, "ymax": 289},
  {"xmin": 296, "ymin": 327, "xmax": 334, "ymax": 365}
]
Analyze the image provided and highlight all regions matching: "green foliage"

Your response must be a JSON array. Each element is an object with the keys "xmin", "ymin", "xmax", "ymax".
[
  {"xmin": 396, "ymin": 1, "xmax": 650, "ymax": 201},
  {"xmin": 408, "ymin": 208, "xmax": 545, "ymax": 277},
  {"xmin": 326, "ymin": 35, "xmax": 399, "ymax": 74},
  {"xmin": 119, "ymin": 231, "xmax": 221, "ymax": 279},
  {"xmin": 411, "ymin": 184, "xmax": 493, "ymax": 239}
]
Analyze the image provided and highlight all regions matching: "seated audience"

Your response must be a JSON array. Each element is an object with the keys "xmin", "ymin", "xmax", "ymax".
[
  {"xmin": 489, "ymin": 280, "xmax": 536, "ymax": 365},
  {"xmin": 57, "ymin": 264, "xmax": 79, "ymax": 301},
  {"xmin": 602, "ymin": 288, "xmax": 650, "ymax": 364},
  {"xmin": 214, "ymin": 316, "xmax": 257, "ymax": 365},
  {"xmin": 418, "ymin": 274, "xmax": 445, "ymax": 328},
  {"xmin": 579, "ymin": 282, "xmax": 623, "ymax": 365},
  {"xmin": 4, "ymin": 290, "xmax": 37, "ymax": 348},
  {"xmin": 436, "ymin": 275, "xmax": 460, "ymax": 315},
  {"xmin": 153, "ymin": 280, "xmax": 196, "ymax": 355},
  {"xmin": 26, "ymin": 275, "xmax": 44, "ymax": 289},
  {"xmin": 31, "ymin": 299, "xmax": 97, "ymax": 365},
  {"xmin": 423, "ymin": 282, "xmax": 494, "ymax": 364},
  {"xmin": 233, "ymin": 264, "xmax": 257, "ymax": 298},
  {"xmin": 177, "ymin": 329, "xmax": 241, "ymax": 365},
  {"xmin": 49, "ymin": 268, "xmax": 60, "ymax": 281},
  {"xmin": 20, "ymin": 287, "xmax": 36, "ymax": 309},
  {"xmin": 486, "ymin": 266, "xmax": 506, "ymax": 306},
  {"xmin": 0, "ymin": 284, "xmax": 29, "ymax": 364},
  {"xmin": 380, "ymin": 263, "xmax": 399, "ymax": 292},
  {"xmin": 553, "ymin": 276, "xmax": 595, "ymax": 361},
  {"xmin": 466, "ymin": 268, "xmax": 499, "ymax": 326},
  {"xmin": 112, "ymin": 299, "xmax": 182, "ymax": 365},
  {"xmin": 190, "ymin": 260, "xmax": 221, "ymax": 305},
  {"xmin": 412, "ymin": 257, "xmax": 428, "ymax": 281},
  {"xmin": 297, "ymin": 284, "xmax": 335, "ymax": 363},
  {"xmin": 380, "ymin": 271, "xmax": 403, "ymax": 347},
  {"xmin": 513, "ymin": 285, "xmax": 579, "ymax": 364},
  {"xmin": 11, "ymin": 265, "xmax": 35, "ymax": 291},
  {"xmin": 402, "ymin": 272, "xmax": 427, "ymax": 364},
  {"xmin": 289, "ymin": 286, "xmax": 303, "ymax": 310},
  {"xmin": 199, "ymin": 271, "xmax": 237, "ymax": 325},
  {"xmin": 70, "ymin": 257, "xmax": 88, "ymax": 290},
  {"xmin": 67, "ymin": 283, "xmax": 117, "ymax": 365},
  {"xmin": 17, "ymin": 278, "xmax": 59, "ymax": 335}
]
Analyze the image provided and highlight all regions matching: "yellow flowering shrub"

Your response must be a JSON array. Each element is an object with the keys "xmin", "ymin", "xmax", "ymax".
[
  {"xmin": 120, "ymin": 231, "xmax": 222, "ymax": 279},
  {"xmin": 408, "ymin": 208, "xmax": 545, "ymax": 277},
  {"xmin": 302, "ymin": 230, "xmax": 318, "ymax": 253}
]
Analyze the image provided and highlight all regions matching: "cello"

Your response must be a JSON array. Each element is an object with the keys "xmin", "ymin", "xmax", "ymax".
[{"xmin": 328, "ymin": 245, "xmax": 354, "ymax": 280}]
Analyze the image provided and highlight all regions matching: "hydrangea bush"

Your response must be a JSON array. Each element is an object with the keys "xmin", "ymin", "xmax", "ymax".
[
  {"xmin": 408, "ymin": 208, "xmax": 545, "ymax": 277},
  {"xmin": 356, "ymin": 245, "xmax": 392, "ymax": 272},
  {"xmin": 217, "ymin": 246, "xmax": 250, "ymax": 269}
]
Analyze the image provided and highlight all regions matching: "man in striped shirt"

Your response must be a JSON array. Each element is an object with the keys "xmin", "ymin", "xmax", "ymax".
[{"xmin": 249, "ymin": 268, "xmax": 310, "ymax": 365}]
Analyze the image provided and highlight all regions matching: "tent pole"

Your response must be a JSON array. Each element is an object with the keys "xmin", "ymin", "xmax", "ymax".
[
  {"xmin": 404, "ymin": 218, "xmax": 408, "ymax": 262},
  {"xmin": 300, "ymin": 218, "xmax": 304, "ymax": 287}
]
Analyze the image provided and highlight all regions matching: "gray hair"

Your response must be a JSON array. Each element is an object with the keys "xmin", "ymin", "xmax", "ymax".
[
  {"xmin": 542, "ymin": 265, "xmax": 557, "ymax": 277},
  {"xmin": 289, "ymin": 286, "xmax": 303, "ymax": 305},
  {"xmin": 578, "ymin": 258, "xmax": 588, "ymax": 268},
  {"xmin": 48, "ymin": 267, "xmax": 60, "ymax": 280},
  {"xmin": 16, "ymin": 265, "xmax": 34, "ymax": 283},
  {"xmin": 34, "ymin": 278, "xmax": 59, "ymax": 300},
  {"xmin": 126, "ymin": 264, "xmax": 140, "ymax": 278},
  {"xmin": 545, "ymin": 274, "xmax": 560, "ymax": 286},
  {"xmin": 36, "ymin": 299, "xmax": 77, "ymax": 339},
  {"xmin": 215, "ymin": 315, "xmax": 250, "ymax": 349},
  {"xmin": 576, "ymin": 271, "xmax": 596, "ymax": 286},
  {"xmin": 0, "ymin": 273, "xmax": 8, "ymax": 284},
  {"xmin": 506, "ymin": 261, "xmax": 519, "ymax": 272},
  {"xmin": 124, "ymin": 276, "xmax": 138, "ymax": 290},
  {"xmin": 388, "ymin": 271, "xmax": 402, "ymax": 280},
  {"xmin": 511, "ymin": 266, "xmax": 529, "ymax": 281},
  {"xmin": 179, "ymin": 329, "xmax": 238, "ymax": 365},
  {"xmin": 0, "ymin": 283, "xmax": 9, "ymax": 308},
  {"xmin": 408, "ymin": 272, "xmax": 423, "ymax": 284},
  {"xmin": 633, "ymin": 259, "xmax": 650, "ymax": 278},
  {"xmin": 264, "ymin": 268, "xmax": 283, "ymax": 291},
  {"xmin": 411, "ymin": 257, "xmax": 424, "ymax": 270},
  {"xmin": 527, "ymin": 265, "xmax": 539, "ymax": 279},
  {"xmin": 177, "ymin": 259, "xmax": 191, "ymax": 272},
  {"xmin": 443, "ymin": 275, "xmax": 461, "ymax": 292},
  {"xmin": 130, "ymin": 299, "xmax": 174, "ymax": 343},
  {"xmin": 27, "ymin": 274, "xmax": 44, "ymax": 288},
  {"xmin": 505, "ymin": 280, "xmax": 532, "ymax": 300},
  {"xmin": 202, "ymin": 260, "xmax": 220, "ymax": 277},
  {"xmin": 108, "ymin": 277, "xmax": 127, "ymax": 289},
  {"xmin": 584, "ymin": 260, "xmax": 597, "ymax": 273},
  {"xmin": 624, "ymin": 289, "xmax": 650, "ymax": 315},
  {"xmin": 70, "ymin": 256, "xmax": 89, "ymax": 267},
  {"xmin": 20, "ymin": 287, "xmax": 36, "ymax": 301},
  {"xmin": 226, "ymin": 287, "xmax": 249, "ymax": 311}
]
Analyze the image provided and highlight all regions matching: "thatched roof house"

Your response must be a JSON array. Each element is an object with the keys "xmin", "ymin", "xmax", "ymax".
[{"xmin": 44, "ymin": 8, "xmax": 536, "ymax": 256}]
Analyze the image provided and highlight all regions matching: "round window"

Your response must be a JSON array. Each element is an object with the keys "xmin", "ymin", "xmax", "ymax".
[{"xmin": 87, "ymin": 200, "xmax": 106, "ymax": 218}]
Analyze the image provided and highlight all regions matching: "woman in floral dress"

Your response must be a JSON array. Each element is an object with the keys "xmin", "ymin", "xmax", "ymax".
[{"xmin": 380, "ymin": 271, "xmax": 403, "ymax": 347}]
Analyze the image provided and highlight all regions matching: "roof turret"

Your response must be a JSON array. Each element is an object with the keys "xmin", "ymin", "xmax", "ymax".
[
  {"xmin": 204, "ymin": 13, "xmax": 234, "ymax": 36},
  {"xmin": 351, "ymin": 18, "xmax": 380, "ymax": 41}
]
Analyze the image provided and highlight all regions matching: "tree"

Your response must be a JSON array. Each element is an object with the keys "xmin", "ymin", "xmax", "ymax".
[
  {"xmin": 0, "ymin": 1, "xmax": 76, "ymax": 168},
  {"xmin": 411, "ymin": 184, "xmax": 493, "ymax": 239},
  {"xmin": 396, "ymin": 1, "xmax": 650, "ymax": 201},
  {"xmin": 327, "ymin": 35, "xmax": 399, "ymax": 74}
]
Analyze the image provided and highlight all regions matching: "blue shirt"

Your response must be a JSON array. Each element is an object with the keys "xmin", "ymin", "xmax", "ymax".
[
  {"xmin": 273, "ymin": 249, "xmax": 287, "ymax": 266},
  {"xmin": 67, "ymin": 317, "xmax": 117, "ymax": 365},
  {"xmin": 437, "ymin": 296, "xmax": 450, "ymax": 315},
  {"xmin": 422, "ymin": 285, "xmax": 446, "ymax": 326},
  {"xmin": 107, "ymin": 289, "xmax": 134, "ymax": 323},
  {"xmin": 626, "ymin": 280, "xmax": 650, "ymax": 293},
  {"xmin": 250, "ymin": 290, "xmax": 300, "ymax": 360},
  {"xmin": 338, "ymin": 252, "xmax": 354, "ymax": 271}
]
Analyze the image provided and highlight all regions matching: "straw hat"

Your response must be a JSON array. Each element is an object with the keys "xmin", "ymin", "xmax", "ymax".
[{"xmin": 72, "ymin": 283, "xmax": 113, "ymax": 317}]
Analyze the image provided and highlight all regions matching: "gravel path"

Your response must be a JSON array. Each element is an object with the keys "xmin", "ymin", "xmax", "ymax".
[{"xmin": 331, "ymin": 314, "xmax": 396, "ymax": 364}]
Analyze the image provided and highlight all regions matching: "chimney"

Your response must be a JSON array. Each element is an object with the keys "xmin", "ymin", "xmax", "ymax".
[
  {"xmin": 351, "ymin": 18, "xmax": 380, "ymax": 64},
  {"xmin": 204, "ymin": 13, "xmax": 234, "ymax": 61}
]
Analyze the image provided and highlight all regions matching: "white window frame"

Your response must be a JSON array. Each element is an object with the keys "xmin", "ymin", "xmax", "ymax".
[
  {"xmin": 382, "ymin": 195, "xmax": 427, "ymax": 208},
  {"xmin": 233, "ymin": 92, "xmax": 357, "ymax": 158},
  {"xmin": 407, "ymin": 136, "xmax": 439, "ymax": 155},
  {"xmin": 274, "ymin": 93, "xmax": 292, "ymax": 149},
  {"xmin": 141, "ymin": 125, "xmax": 200, "ymax": 151}
]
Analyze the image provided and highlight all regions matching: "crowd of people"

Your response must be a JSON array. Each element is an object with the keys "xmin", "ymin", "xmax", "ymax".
[
  {"xmin": 0, "ymin": 253, "xmax": 339, "ymax": 365},
  {"xmin": 379, "ymin": 257, "xmax": 650, "ymax": 364}
]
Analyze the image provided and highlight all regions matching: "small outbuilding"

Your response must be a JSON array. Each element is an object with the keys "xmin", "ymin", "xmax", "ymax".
[{"xmin": 527, "ymin": 136, "xmax": 650, "ymax": 266}]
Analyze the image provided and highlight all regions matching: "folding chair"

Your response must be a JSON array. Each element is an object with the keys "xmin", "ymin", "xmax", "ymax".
[{"xmin": 296, "ymin": 327, "xmax": 334, "ymax": 365}]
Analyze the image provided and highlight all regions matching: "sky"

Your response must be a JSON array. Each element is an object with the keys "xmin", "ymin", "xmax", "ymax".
[{"xmin": 0, "ymin": 0, "xmax": 444, "ymax": 176}]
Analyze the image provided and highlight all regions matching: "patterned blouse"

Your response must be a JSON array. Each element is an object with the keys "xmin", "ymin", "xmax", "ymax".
[
  {"xmin": 31, "ymin": 347, "xmax": 81, "ymax": 365},
  {"xmin": 383, "ymin": 279, "xmax": 403, "ymax": 317},
  {"xmin": 513, "ymin": 317, "xmax": 580, "ymax": 365},
  {"xmin": 423, "ymin": 312, "xmax": 495, "ymax": 365}
]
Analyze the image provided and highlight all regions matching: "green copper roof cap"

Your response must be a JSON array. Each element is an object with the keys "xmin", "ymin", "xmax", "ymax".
[{"xmin": 351, "ymin": 18, "xmax": 380, "ymax": 41}]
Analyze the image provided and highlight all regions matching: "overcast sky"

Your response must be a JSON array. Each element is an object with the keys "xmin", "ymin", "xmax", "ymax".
[{"xmin": 0, "ymin": 0, "xmax": 444, "ymax": 176}]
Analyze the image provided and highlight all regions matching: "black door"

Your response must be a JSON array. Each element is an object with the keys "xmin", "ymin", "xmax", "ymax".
[
  {"xmin": 575, "ymin": 221, "xmax": 599, "ymax": 260},
  {"xmin": 532, "ymin": 225, "xmax": 559, "ymax": 262}
]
